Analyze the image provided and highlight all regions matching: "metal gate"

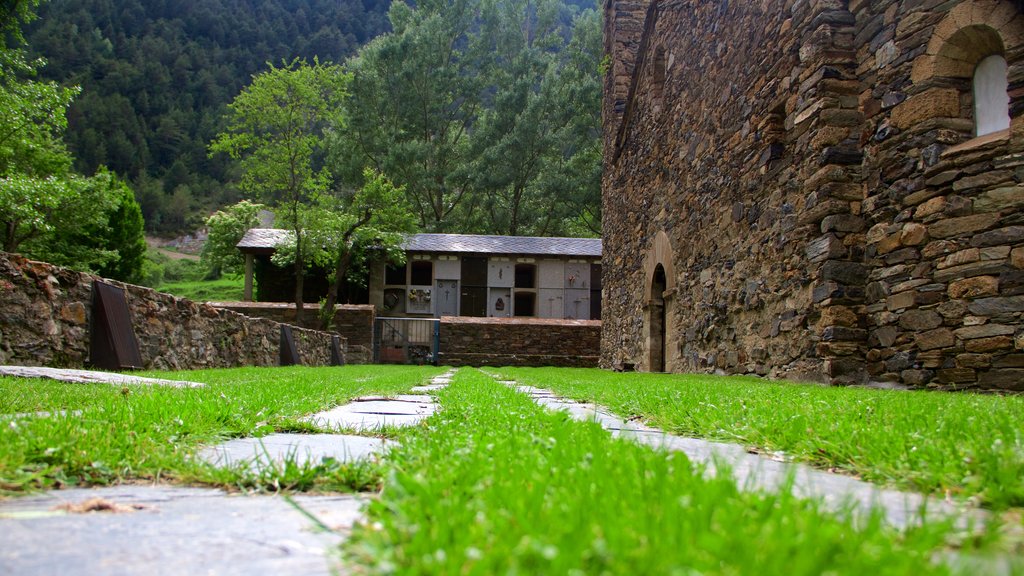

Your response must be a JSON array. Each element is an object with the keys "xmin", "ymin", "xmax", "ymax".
[{"xmin": 373, "ymin": 317, "xmax": 440, "ymax": 365}]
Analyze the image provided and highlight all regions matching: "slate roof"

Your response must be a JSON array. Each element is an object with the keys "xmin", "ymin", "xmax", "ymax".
[
  {"xmin": 237, "ymin": 228, "xmax": 292, "ymax": 252},
  {"xmin": 237, "ymin": 229, "xmax": 601, "ymax": 258},
  {"xmin": 405, "ymin": 233, "xmax": 601, "ymax": 257}
]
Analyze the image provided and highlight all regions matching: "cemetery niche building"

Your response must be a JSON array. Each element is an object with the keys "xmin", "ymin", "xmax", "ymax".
[
  {"xmin": 602, "ymin": 0, "xmax": 1024, "ymax": 390},
  {"xmin": 236, "ymin": 230, "xmax": 602, "ymax": 320}
]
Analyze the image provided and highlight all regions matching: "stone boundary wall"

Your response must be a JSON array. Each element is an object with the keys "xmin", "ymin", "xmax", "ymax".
[
  {"xmin": 439, "ymin": 317, "xmax": 601, "ymax": 367},
  {"xmin": 0, "ymin": 253, "xmax": 338, "ymax": 370},
  {"xmin": 211, "ymin": 302, "xmax": 375, "ymax": 363}
]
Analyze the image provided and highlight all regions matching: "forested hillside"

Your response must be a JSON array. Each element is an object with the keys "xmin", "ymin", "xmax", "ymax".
[{"xmin": 25, "ymin": 0, "xmax": 392, "ymax": 233}]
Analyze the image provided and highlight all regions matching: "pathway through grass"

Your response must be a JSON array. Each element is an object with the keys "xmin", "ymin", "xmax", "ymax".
[
  {"xmin": 488, "ymin": 367, "xmax": 1024, "ymax": 510},
  {"xmin": 347, "ymin": 369, "xmax": 1005, "ymax": 575},
  {"xmin": 0, "ymin": 365, "xmax": 444, "ymax": 494}
]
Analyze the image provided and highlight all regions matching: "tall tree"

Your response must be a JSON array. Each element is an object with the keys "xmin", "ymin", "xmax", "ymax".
[
  {"xmin": 332, "ymin": 0, "xmax": 486, "ymax": 232},
  {"xmin": 313, "ymin": 168, "xmax": 416, "ymax": 330},
  {"xmin": 1, "ymin": 4, "xmax": 147, "ymax": 278},
  {"xmin": 333, "ymin": 0, "xmax": 603, "ymax": 237},
  {"xmin": 470, "ymin": 0, "xmax": 602, "ymax": 236},
  {"xmin": 210, "ymin": 58, "xmax": 350, "ymax": 322}
]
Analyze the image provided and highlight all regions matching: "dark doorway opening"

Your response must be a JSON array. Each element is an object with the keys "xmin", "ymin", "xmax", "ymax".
[
  {"xmin": 514, "ymin": 291, "xmax": 536, "ymax": 317},
  {"xmin": 649, "ymin": 264, "xmax": 667, "ymax": 372},
  {"xmin": 460, "ymin": 257, "xmax": 488, "ymax": 317}
]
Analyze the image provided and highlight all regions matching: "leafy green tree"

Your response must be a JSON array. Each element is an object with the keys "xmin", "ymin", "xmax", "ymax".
[
  {"xmin": 201, "ymin": 199, "xmax": 268, "ymax": 276},
  {"xmin": 333, "ymin": 0, "xmax": 603, "ymax": 237},
  {"xmin": 332, "ymin": 0, "xmax": 486, "ymax": 232},
  {"xmin": 0, "ymin": 42, "xmax": 81, "ymax": 252},
  {"xmin": 210, "ymin": 58, "xmax": 350, "ymax": 322},
  {"xmin": 312, "ymin": 168, "xmax": 417, "ymax": 329},
  {"xmin": 96, "ymin": 170, "xmax": 147, "ymax": 283},
  {"xmin": 468, "ymin": 0, "xmax": 602, "ymax": 236}
]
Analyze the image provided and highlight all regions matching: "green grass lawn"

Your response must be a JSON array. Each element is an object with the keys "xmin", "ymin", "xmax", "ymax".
[
  {"xmin": 488, "ymin": 367, "xmax": 1024, "ymax": 510},
  {"xmin": 347, "ymin": 369, "xmax": 1008, "ymax": 575},
  {"xmin": 158, "ymin": 275, "xmax": 245, "ymax": 302},
  {"xmin": 0, "ymin": 365, "xmax": 444, "ymax": 494}
]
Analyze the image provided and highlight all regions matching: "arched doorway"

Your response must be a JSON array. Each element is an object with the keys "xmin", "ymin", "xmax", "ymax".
[{"xmin": 648, "ymin": 264, "xmax": 667, "ymax": 372}]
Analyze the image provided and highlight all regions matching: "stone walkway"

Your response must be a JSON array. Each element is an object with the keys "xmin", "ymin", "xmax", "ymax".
[
  {"xmin": 0, "ymin": 370, "xmax": 454, "ymax": 576},
  {"xmin": 0, "ymin": 367, "xmax": 1002, "ymax": 573},
  {"xmin": 0, "ymin": 365, "xmax": 205, "ymax": 388},
  {"xmin": 503, "ymin": 380, "xmax": 984, "ymax": 530}
]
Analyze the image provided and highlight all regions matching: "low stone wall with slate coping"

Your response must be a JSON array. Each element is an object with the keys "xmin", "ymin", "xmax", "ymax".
[
  {"xmin": 210, "ymin": 302, "xmax": 375, "ymax": 364},
  {"xmin": 439, "ymin": 317, "xmax": 601, "ymax": 368},
  {"xmin": 0, "ymin": 253, "xmax": 337, "ymax": 370}
]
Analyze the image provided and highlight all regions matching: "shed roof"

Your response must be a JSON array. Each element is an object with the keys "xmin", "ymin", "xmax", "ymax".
[
  {"xmin": 237, "ymin": 230, "xmax": 602, "ymax": 258},
  {"xmin": 405, "ymin": 233, "xmax": 601, "ymax": 257}
]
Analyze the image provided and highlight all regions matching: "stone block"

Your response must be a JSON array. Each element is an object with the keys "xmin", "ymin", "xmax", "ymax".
[
  {"xmin": 968, "ymin": 296, "xmax": 1024, "ymax": 316},
  {"xmin": 937, "ymin": 300, "xmax": 968, "ymax": 319},
  {"xmin": 821, "ymin": 326, "xmax": 866, "ymax": 342},
  {"xmin": 890, "ymin": 88, "xmax": 960, "ymax": 130},
  {"xmin": 914, "ymin": 196, "xmax": 947, "ymax": 218},
  {"xmin": 59, "ymin": 303, "xmax": 87, "ymax": 325},
  {"xmin": 938, "ymin": 248, "xmax": 980, "ymax": 270},
  {"xmin": 935, "ymin": 368, "xmax": 977, "ymax": 384},
  {"xmin": 956, "ymin": 354, "xmax": 992, "ymax": 369},
  {"xmin": 806, "ymin": 234, "xmax": 846, "ymax": 263},
  {"xmin": 993, "ymin": 354, "xmax": 1024, "ymax": 368},
  {"xmin": 875, "ymin": 232, "xmax": 903, "ymax": 255},
  {"xmin": 954, "ymin": 324, "xmax": 1016, "ymax": 340},
  {"xmin": 886, "ymin": 291, "xmax": 916, "ymax": 311},
  {"xmin": 821, "ymin": 214, "xmax": 865, "ymax": 233},
  {"xmin": 971, "ymin": 226, "xmax": 1024, "ymax": 248},
  {"xmin": 934, "ymin": 261, "xmax": 1008, "ymax": 284},
  {"xmin": 952, "ymin": 171, "xmax": 1014, "ymax": 193},
  {"xmin": 915, "ymin": 328, "xmax": 955, "ymax": 351},
  {"xmin": 1012, "ymin": 247, "xmax": 1024, "ymax": 269},
  {"xmin": 901, "ymin": 369, "xmax": 934, "ymax": 386},
  {"xmin": 821, "ymin": 260, "xmax": 868, "ymax": 285},
  {"xmin": 977, "ymin": 369, "xmax": 1024, "ymax": 391},
  {"xmin": 973, "ymin": 186, "xmax": 1024, "ymax": 213},
  {"xmin": 872, "ymin": 325, "xmax": 899, "ymax": 347},
  {"xmin": 900, "ymin": 223, "xmax": 928, "ymax": 246},
  {"xmin": 947, "ymin": 276, "xmax": 999, "ymax": 299},
  {"xmin": 928, "ymin": 213, "xmax": 1001, "ymax": 239},
  {"xmin": 899, "ymin": 309, "xmax": 943, "ymax": 331},
  {"xmin": 965, "ymin": 336, "xmax": 1014, "ymax": 353}
]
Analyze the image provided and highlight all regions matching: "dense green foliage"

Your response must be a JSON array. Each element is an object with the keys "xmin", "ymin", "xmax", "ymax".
[
  {"xmin": 335, "ymin": 0, "xmax": 602, "ymax": 236},
  {"xmin": 1, "ymin": 5, "xmax": 146, "ymax": 281},
  {"xmin": 210, "ymin": 58, "xmax": 353, "ymax": 320},
  {"xmin": 0, "ymin": 365, "xmax": 444, "ymax": 494},
  {"xmin": 492, "ymin": 367, "xmax": 1024, "ymax": 510},
  {"xmin": 201, "ymin": 199, "xmax": 267, "ymax": 276},
  {"xmin": 25, "ymin": 0, "xmax": 392, "ymax": 233},
  {"xmin": 348, "ymin": 369, "xmax": 998, "ymax": 574}
]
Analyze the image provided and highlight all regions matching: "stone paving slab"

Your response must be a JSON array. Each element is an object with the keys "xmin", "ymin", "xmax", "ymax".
[
  {"xmin": 0, "ymin": 366, "xmax": 205, "ymax": 388},
  {"xmin": 197, "ymin": 433, "xmax": 390, "ymax": 471},
  {"xmin": 306, "ymin": 396, "xmax": 438, "ymax": 431},
  {"xmin": 0, "ymin": 485, "xmax": 365, "ymax": 576},
  {"xmin": 511, "ymin": 382, "xmax": 982, "ymax": 530}
]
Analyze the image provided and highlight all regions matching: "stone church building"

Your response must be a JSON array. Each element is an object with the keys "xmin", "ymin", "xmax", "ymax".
[{"xmin": 602, "ymin": 0, "xmax": 1024, "ymax": 390}]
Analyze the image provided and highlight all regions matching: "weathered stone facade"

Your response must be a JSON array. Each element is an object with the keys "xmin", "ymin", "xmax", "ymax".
[
  {"xmin": 439, "ymin": 317, "xmax": 601, "ymax": 367},
  {"xmin": 602, "ymin": 0, "xmax": 1024, "ymax": 391},
  {"xmin": 0, "ymin": 253, "xmax": 338, "ymax": 370}
]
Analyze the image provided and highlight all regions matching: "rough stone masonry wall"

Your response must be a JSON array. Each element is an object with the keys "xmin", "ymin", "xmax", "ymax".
[
  {"xmin": 603, "ymin": 0, "xmax": 863, "ymax": 382},
  {"xmin": 211, "ymin": 302, "xmax": 375, "ymax": 364},
  {"xmin": 603, "ymin": 0, "xmax": 1024, "ymax": 391},
  {"xmin": 0, "ymin": 253, "xmax": 336, "ymax": 370},
  {"xmin": 439, "ymin": 317, "xmax": 601, "ymax": 367},
  {"xmin": 853, "ymin": 0, "xmax": 1024, "ymax": 390}
]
